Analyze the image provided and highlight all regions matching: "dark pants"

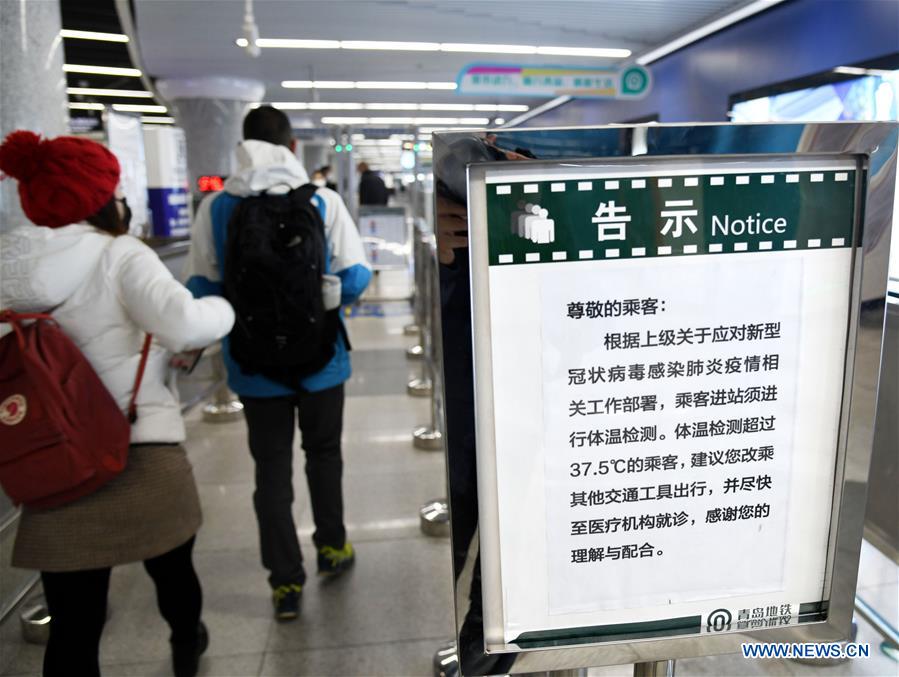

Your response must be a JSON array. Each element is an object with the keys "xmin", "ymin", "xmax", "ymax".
[
  {"xmin": 40, "ymin": 537, "xmax": 201, "ymax": 677},
  {"xmin": 241, "ymin": 384, "xmax": 346, "ymax": 588}
]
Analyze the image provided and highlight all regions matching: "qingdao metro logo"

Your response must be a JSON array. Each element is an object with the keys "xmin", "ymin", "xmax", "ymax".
[{"xmin": 707, "ymin": 608, "xmax": 733, "ymax": 632}]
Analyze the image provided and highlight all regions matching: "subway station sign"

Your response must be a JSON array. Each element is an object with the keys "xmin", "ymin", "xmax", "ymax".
[
  {"xmin": 468, "ymin": 156, "xmax": 858, "ymax": 648},
  {"xmin": 457, "ymin": 63, "xmax": 651, "ymax": 99}
]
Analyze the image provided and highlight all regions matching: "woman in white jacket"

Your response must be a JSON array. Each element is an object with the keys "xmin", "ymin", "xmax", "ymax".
[{"xmin": 0, "ymin": 131, "xmax": 234, "ymax": 677}]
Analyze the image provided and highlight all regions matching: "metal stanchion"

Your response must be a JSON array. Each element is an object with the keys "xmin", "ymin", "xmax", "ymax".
[
  {"xmin": 19, "ymin": 596, "xmax": 49, "ymax": 645},
  {"xmin": 419, "ymin": 498, "xmax": 450, "ymax": 537},
  {"xmin": 406, "ymin": 225, "xmax": 426, "ymax": 359},
  {"xmin": 413, "ymin": 233, "xmax": 443, "ymax": 449},
  {"xmin": 202, "ymin": 349, "xmax": 244, "ymax": 422},
  {"xmin": 433, "ymin": 639, "xmax": 459, "ymax": 677},
  {"xmin": 408, "ymin": 228, "xmax": 432, "ymax": 394},
  {"xmin": 404, "ymin": 219, "xmax": 423, "ymax": 336},
  {"xmin": 633, "ymin": 660, "xmax": 675, "ymax": 677}
]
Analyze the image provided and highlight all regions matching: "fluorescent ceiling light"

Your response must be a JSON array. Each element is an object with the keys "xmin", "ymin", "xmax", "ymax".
[
  {"xmin": 321, "ymin": 116, "xmax": 369, "ymax": 124},
  {"xmin": 354, "ymin": 81, "xmax": 432, "ymax": 89},
  {"xmin": 112, "ymin": 104, "xmax": 168, "ymax": 113},
  {"xmin": 364, "ymin": 103, "xmax": 420, "ymax": 110},
  {"xmin": 320, "ymin": 116, "xmax": 489, "ymax": 125},
  {"xmin": 283, "ymin": 80, "xmax": 457, "ymax": 90},
  {"xmin": 68, "ymin": 102, "xmax": 105, "ymax": 111},
  {"xmin": 637, "ymin": 0, "xmax": 786, "ymax": 65},
  {"xmin": 61, "ymin": 29, "xmax": 129, "ymax": 43},
  {"xmin": 67, "ymin": 87, "xmax": 153, "ymax": 98},
  {"xmin": 475, "ymin": 104, "xmax": 529, "ymax": 112},
  {"xmin": 308, "ymin": 102, "xmax": 363, "ymax": 110},
  {"xmin": 536, "ymin": 46, "xmax": 631, "ymax": 58},
  {"xmin": 141, "ymin": 116, "xmax": 175, "ymax": 124},
  {"xmin": 494, "ymin": 118, "xmax": 506, "ymax": 125},
  {"xmin": 440, "ymin": 43, "xmax": 536, "ymax": 54},
  {"xmin": 342, "ymin": 41, "xmax": 440, "ymax": 51},
  {"xmin": 309, "ymin": 81, "xmax": 356, "ymax": 88},
  {"xmin": 246, "ymin": 38, "xmax": 628, "ymax": 58},
  {"xmin": 64, "ymin": 64, "xmax": 142, "ymax": 77},
  {"xmin": 256, "ymin": 38, "xmax": 341, "ymax": 49},
  {"xmin": 419, "ymin": 103, "xmax": 475, "ymax": 111},
  {"xmin": 271, "ymin": 102, "xmax": 529, "ymax": 113}
]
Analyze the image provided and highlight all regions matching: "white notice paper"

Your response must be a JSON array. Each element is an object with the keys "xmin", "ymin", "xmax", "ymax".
[{"xmin": 541, "ymin": 257, "xmax": 801, "ymax": 614}]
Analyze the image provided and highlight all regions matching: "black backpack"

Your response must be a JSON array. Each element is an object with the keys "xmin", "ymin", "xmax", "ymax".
[{"xmin": 223, "ymin": 184, "xmax": 341, "ymax": 386}]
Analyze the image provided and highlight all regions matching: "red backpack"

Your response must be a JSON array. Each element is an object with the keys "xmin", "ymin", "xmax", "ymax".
[{"xmin": 0, "ymin": 310, "xmax": 151, "ymax": 509}]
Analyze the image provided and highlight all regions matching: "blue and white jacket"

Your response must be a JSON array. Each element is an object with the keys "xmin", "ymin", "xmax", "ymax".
[{"xmin": 185, "ymin": 139, "xmax": 372, "ymax": 396}]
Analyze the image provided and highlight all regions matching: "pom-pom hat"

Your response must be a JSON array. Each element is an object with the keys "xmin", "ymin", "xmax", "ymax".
[{"xmin": 0, "ymin": 130, "xmax": 120, "ymax": 228}]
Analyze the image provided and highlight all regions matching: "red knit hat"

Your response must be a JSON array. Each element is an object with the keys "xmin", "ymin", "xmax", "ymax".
[{"xmin": 0, "ymin": 130, "xmax": 120, "ymax": 228}]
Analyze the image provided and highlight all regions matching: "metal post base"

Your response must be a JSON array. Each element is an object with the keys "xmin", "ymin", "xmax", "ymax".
[
  {"xmin": 433, "ymin": 639, "xmax": 458, "ymax": 677},
  {"xmin": 406, "ymin": 344, "xmax": 424, "ymax": 359},
  {"xmin": 407, "ymin": 378, "xmax": 433, "ymax": 397},
  {"xmin": 413, "ymin": 426, "xmax": 443, "ymax": 450},
  {"xmin": 20, "ymin": 597, "xmax": 50, "ymax": 645},
  {"xmin": 404, "ymin": 323, "xmax": 420, "ymax": 336},
  {"xmin": 420, "ymin": 499, "xmax": 450, "ymax": 537}
]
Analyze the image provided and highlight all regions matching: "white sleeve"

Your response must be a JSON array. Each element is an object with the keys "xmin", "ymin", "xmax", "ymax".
[
  {"xmin": 183, "ymin": 191, "xmax": 221, "ymax": 284},
  {"xmin": 317, "ymin": 188, "xmax": 371, "ymax": 274},
  {"xmin": 112, "ymin": 237, "xmax": 235, "ymax": 352}
]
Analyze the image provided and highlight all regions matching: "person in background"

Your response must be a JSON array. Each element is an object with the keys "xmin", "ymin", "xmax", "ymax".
[
  {"xmin": 0, "ymin": 130, "xmax": 235, "ymax": 677},
  {"xmin": 319, "ymin": 164, "xmax": 338, "ymax": 192},
  {"xmin": 185, "ymin": 106, "xmax": 372, "ymax": 621},
  {"xmin": 311, "ymin": 169, "xmax": 327, "ymax": 187},
  {"xmin": 357, "ymin": 161, "xmax": 390, "ymax": 206}
]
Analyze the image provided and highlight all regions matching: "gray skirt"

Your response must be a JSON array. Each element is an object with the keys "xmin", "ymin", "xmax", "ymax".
[{"xmin": 12, "ymin": 443, "xmax": 203, "ymax": 572}]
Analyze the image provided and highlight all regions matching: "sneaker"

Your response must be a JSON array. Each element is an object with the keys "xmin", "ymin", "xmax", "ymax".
[
  {"xmin": 317, "ymin": 542, "xmax": 355, "ymax": 576},
  {"xmin": 272, "ymin": 583, "xmax": 303, "ymax": 621}
]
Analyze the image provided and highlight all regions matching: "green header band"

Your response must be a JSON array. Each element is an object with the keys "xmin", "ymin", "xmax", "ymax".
[{"xmin": 486, "ymin": 170, "xmax": 856, "ymax": 266}]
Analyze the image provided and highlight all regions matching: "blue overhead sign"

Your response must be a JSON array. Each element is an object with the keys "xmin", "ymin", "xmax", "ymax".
[{"xmin": 457, "ymin": 63, "xmax": 651, "ymax": 99}]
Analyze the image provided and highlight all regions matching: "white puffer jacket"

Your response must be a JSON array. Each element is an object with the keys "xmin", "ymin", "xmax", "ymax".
[{"xmin": 0, "ymin": 224, "xmax": 235, "ymax": 443}]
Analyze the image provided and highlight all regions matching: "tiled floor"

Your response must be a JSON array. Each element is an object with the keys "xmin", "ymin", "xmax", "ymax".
[{"xmin": 0, "ymin": 289, "xmax": 896, "ymax": 676}]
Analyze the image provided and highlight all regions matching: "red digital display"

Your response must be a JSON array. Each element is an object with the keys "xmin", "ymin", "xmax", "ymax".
[{"xmin": 197, "ymin": 175, "xmax": 225, "ymax": 192}]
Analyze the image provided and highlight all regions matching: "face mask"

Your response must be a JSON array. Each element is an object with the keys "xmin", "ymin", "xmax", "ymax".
[
  {"xmin": 312, "ymin": 178, "xmax": 327, "ymax": 188},
  {"xmin": 116, "ymin": 197, "xmax": 132, "ymax": 229}
]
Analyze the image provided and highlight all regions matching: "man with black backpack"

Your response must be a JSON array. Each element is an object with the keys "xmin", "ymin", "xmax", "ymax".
[{"xmin": 185, "ymin": 106, "xmax": 371, "ymax": 621}]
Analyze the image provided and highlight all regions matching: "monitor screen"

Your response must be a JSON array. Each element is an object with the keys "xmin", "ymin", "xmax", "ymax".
[{"xmin": 731, "ymin": 71, "xmax": 899, "ymax": 123}]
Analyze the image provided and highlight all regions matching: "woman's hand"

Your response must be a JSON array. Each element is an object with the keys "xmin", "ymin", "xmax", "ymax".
[
  {"xmin": 436, "ymin": 194, "xmax": 469, "ymax": 265},
  {"xmin": 436, "ymin": 144, "xmax": 531, "ymax": 266}
]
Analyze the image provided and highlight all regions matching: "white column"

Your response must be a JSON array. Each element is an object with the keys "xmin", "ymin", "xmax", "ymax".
[{"xmin": 0, "ymin": 0, "xmax": 68, "ymax": 233}]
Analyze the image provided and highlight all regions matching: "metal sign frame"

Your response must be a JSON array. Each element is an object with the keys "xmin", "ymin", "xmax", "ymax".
[{"xmin": 432, "ymin": 122, "xmax": 897, "ymax": 673}]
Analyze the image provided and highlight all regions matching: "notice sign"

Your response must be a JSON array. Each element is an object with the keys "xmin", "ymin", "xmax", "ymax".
[{"xmin": 470, "ymin": 157, "xmax": 857, "ymax": 646}]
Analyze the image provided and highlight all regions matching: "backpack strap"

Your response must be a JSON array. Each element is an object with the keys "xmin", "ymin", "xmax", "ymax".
[
  {"xmin": 127, "ymin": 333, "xmax": 153, "ymax": 424},
  {"xmin": 0, "ymin": 310, "xmax": 53, "ymax": 350}
]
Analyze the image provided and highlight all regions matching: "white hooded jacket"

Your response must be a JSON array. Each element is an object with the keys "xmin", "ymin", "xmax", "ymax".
[
  {"xmin": 186, "ymin": 139, "xmax": 369, "ymax": 294},
  {"xmin": 0, "ymin": 224, "xmax": 235, "ymax": 443}
]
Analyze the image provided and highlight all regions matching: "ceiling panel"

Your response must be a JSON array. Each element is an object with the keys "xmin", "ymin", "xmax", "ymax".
[{"xmin": 133, "ymin": 0, "xmax": 753, "ymax": 111}]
